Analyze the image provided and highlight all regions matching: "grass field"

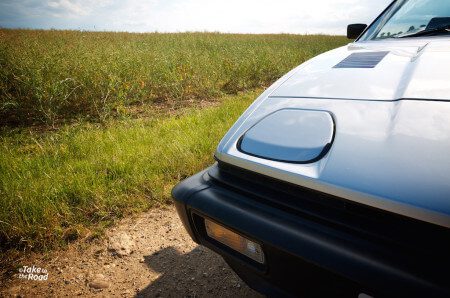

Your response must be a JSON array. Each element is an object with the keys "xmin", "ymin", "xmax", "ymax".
[
  {"xmin": 0, "ymin": 30, "xmax": 346, "ymax": 126},
  {"xmin": 0, "ymin": 30, "xmax": 348, "ymax": 261},
  {"xmin": 0, "ymin": 90, "xmax": 261, "ymax": 256}
]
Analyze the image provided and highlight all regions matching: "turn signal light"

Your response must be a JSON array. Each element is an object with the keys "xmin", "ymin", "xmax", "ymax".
[{"xmin": 205, "ymin": 219, "xmax": 265, "ymax": 264}]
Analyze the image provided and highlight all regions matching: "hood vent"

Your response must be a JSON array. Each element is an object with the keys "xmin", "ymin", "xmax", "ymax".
[{"xmin": 334, "ymin": 51, "xmax": 389, "ymax": 69}]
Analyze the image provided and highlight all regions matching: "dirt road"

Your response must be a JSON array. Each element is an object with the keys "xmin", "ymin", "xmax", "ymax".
[{"xmin": 1, "ymin": 206, "xmax": 262, "ymax": 297}]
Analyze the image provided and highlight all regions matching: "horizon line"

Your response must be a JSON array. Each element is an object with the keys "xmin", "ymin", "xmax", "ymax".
[{"xmin": 0, "ymin": 27, "xmax": 346, "ymax": 36}]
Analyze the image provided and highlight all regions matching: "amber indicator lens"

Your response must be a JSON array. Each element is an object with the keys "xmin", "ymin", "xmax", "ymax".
[{"xmin": 204, "ymin": 219, "xmax": 265, "ymax": 264}]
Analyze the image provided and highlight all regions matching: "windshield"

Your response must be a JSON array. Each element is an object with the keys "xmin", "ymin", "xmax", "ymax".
[{"xmin": 360, "ymin": 0, "xmax": 450, "ymax": 40}]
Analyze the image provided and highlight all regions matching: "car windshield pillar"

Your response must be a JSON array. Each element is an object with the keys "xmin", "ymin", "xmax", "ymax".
[{"xmin": 359, "ymin": 0, "xmax": 450, "ymax": 41}]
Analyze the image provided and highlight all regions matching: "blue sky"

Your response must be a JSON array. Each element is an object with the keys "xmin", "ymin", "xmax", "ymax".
[{"xmin": 0, "ymin": 0, "xmax": 391, "ymax": 34}]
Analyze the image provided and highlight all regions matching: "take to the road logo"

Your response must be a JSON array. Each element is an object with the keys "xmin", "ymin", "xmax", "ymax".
[{"xmin": 17, "ymin": 265, "xmax": 49, "ymax": 281}]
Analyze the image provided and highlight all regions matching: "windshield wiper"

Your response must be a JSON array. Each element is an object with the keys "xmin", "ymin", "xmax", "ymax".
[{"xmin": 398, "ymin": 25, "xmax": 450, "ymax": 38}]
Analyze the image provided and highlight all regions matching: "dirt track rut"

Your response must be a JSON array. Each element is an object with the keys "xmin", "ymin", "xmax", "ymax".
[{"xmin": 1, "ymin": 206, "xmax": 262, "ymax": 297}]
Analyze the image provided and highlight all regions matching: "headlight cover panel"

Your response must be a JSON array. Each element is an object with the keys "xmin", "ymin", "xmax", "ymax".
[{"xmin": 237, "ymin": 109, "xmax": 335, "ymax": 164}]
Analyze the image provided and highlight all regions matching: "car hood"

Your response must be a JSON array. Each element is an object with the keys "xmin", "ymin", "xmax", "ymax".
[
  {"xmin": 272, "ymin": 38, "xmax": 450, "ymax": 101},
  {"xmin": 216, "ymin": 38, "xmax": 450, "ymax": 228}
]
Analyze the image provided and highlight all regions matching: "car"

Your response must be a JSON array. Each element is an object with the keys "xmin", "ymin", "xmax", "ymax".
[{"xmin": 172, "ymin": 0, "xmax": 450, "ymax": 297}]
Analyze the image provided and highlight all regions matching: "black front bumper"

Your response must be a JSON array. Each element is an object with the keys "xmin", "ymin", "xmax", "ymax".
[{"xmin": 172, "ymin": 162, "xmax": 450, "ymax": 297}]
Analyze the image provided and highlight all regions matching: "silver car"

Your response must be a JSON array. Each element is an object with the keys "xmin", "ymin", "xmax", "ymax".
[{"xmin": 173, "ymin": 1, "xmax": 450, "ymax": 296}]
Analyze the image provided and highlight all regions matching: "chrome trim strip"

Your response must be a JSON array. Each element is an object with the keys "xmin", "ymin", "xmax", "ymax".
[{"xmin": 215, "ymin": 152, "xmax": 450, "ymax": 229}]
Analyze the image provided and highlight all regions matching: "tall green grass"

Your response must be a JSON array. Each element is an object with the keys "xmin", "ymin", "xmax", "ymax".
[
  {"xmin": 0, "ymin": 31, "xmax": 349, "ymax": 262},
  {"xmin": 0, "ymin": 30, "xmax": 347, "ymax": 126},
  {"xmin": 0, "ymin": 90, "xmax": 260, "ymax": 254}
]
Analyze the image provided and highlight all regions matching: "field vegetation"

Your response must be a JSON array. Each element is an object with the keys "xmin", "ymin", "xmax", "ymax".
[
  {"xmin": 0, "ymin": 90, "xmax": 261, "ymax": 259},
  {"xmin": 1, "ymin": 30, "xmax": 346, "ymax": 126},
  {"xmin": 0, "ymin": 29, "xmax": 347, "ymax": 264}
]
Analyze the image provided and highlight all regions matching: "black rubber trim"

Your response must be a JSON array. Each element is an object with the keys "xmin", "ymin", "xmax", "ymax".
[
  {"xmin": 213, "ymin": 161, "xmax": 450, "ymax": 257},
  {"xmin": 172, "ymin": 164, "xmax": 450, "ymax": 297}
]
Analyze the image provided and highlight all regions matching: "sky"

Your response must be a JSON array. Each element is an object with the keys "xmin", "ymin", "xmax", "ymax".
[{"xmin": 0, "ymin": 0, "xmax": 392, "ymax": 35}]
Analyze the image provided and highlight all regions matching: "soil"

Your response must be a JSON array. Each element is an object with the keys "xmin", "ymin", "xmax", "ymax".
[{"xmin": 0, "ymin": 206, "xmax": 263, "ymax": 297}]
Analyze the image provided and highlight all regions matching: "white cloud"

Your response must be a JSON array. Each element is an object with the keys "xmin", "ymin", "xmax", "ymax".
[
  {"xmin": 45, "ymin": 0, "xmax": 115, "ymax": 17},
  {"xmin": 47, "ymin": 0, "xmax": 88, "ymax": 17},
  {"xmin": 0, "ymin": 0, "xmax": 392, "ymax": 34}
]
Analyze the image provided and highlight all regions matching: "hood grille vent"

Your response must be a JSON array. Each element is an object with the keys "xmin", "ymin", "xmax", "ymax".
[{"xmin": 334, "ymin": 51, "xmax": 389, "ymax": 69}]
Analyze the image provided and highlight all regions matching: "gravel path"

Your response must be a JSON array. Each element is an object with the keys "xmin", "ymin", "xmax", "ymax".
[{"xmin": 1, "ymin": 206, "xmax": 262, "ymax": 297}]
